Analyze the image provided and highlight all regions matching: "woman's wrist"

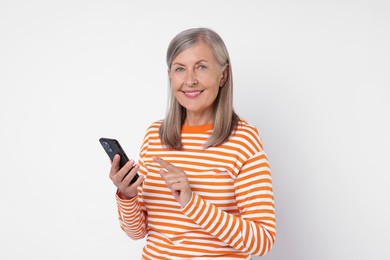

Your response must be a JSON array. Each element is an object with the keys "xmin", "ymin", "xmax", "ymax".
[{"xmin": 117, "ymin": 190, "xmax": 137, "ymax": 200}]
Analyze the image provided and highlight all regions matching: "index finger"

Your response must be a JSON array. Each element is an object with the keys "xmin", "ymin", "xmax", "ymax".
[{"xmin": 153, "ymin": 157, "xmax": 177, "ymax": 172}]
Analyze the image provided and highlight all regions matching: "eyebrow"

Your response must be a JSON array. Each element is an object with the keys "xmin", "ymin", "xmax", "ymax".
[{"xmin": 172, "ymin": 59, "xmax": 209, "ymax": 67}]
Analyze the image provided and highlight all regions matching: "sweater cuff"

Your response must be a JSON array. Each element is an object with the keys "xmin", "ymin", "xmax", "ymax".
[
  {"xmin": 181, "ymin": 193, "xmax": 207, "ymax": 222},
  {"xmin": 116, "ymin": 191, "xmax": 138, "ymax": 208}
]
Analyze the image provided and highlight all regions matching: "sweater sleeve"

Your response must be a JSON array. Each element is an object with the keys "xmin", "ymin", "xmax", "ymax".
[
  {"xmin": 116, "ymin": 191, "xmax": 148, "ymax": 240},
  {"xmin": 181, "ymin": 150, "xmax": 276, "ymax": 256},
  {"xmin": 115, "ymin": 126, "xmax": 152, "ymax": 240}
]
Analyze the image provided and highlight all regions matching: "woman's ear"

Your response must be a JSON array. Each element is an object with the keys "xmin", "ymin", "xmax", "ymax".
[{"xmin": 219, "ymin": 65, "xmax": 229, "ymax": 87}]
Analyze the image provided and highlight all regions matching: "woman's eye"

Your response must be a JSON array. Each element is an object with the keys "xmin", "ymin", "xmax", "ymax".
[
  {"xmin": 197, "ymin": 65, "xmax": 206, "ymax": 70},
  {"xmin": 175, "ymin": 67, "xmax": 184, "ymax": 72}
]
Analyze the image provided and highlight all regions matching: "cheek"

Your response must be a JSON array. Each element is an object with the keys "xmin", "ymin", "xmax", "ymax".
[
  {"xmin": 211, "ymin": 87, "xmax": 221, "ymax": 100},
  {"xmin": 201, "ymin": 71, "xmax": 221, "ymax": 85},
  {"xmin": 169, "ymin": 75, "xmax": 183, "ymax": 90},
  {"xmin": 169, "ymin": 78, "xmax": 179, "ymax": 91},
  {"xmin": 170, "ymin": 82, "xmax": 183, "ymax": 100}
]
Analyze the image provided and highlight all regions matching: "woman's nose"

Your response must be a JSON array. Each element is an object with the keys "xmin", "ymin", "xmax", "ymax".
[{"xmin": 185, "ymin": 71, "xmax": 198, "ymax": 86}]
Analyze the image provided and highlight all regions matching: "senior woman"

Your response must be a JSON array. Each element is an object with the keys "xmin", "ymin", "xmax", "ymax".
[{"xmin": 109, "ymin": 28, "xmax": 276, "ymax": 260}]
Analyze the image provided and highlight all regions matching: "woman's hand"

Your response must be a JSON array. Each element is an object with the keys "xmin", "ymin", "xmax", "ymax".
[
  {"xmin": 109, "ymin": 154, "xmax": 144, "ymax": 199},
  {"xmin": 153, "ymin": 157, "xmax": 192, "ymax": 207}
]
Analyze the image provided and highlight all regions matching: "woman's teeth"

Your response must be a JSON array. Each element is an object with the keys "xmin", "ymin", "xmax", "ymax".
[{"xmin": 183, "ymin": 90, "xmax": 203, "ymax": 97}]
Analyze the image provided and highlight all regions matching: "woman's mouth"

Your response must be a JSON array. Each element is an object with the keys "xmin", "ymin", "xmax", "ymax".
[{"xmin": 182, "ymin": 90, "xmax": 204, "ymax": 98}]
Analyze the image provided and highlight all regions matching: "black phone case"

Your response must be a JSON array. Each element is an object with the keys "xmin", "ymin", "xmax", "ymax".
[{"xmin": 99, "ymin": 137, "xmax": 139, "ymax": 184}]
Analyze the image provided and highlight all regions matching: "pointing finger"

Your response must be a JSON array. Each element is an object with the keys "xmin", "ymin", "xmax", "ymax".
[{"xmin": 153, "ymin": 157, "xmax": 177, "ymax": 172}]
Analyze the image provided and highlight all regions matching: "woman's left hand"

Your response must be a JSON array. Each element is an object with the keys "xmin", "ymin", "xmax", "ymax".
[{"xmin": 153, "ymin": 157, "xmax": 192, "ymax": 207}]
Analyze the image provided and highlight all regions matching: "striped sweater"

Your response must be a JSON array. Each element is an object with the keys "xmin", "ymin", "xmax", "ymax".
[{"xmin": 116, "ymin": 119, "xmax": 276, "ymax": 259}]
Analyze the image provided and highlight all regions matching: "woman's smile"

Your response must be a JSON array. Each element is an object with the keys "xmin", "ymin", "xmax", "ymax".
[{"xmin": 181, "ymin": 90, "xmax": 204, "ymax": 98}]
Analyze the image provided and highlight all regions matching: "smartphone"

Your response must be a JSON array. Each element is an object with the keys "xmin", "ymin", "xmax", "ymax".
[{"xmin": 99, "ymin": 137, "xmax": 139, "ymax": 184}]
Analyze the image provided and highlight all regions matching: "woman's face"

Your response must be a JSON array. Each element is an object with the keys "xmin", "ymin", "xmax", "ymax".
[{"xmin": 169, "ymin": 42, "xmax": 227, "ymax": 124}]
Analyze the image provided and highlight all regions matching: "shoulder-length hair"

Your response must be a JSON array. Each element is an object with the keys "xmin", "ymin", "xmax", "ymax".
[{"xmin": 159, "ymin": 28, "xmax": 239, "ymax": 149}]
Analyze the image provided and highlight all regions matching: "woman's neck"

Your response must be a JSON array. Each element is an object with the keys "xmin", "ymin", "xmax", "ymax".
[{"xmin": 184, "ymin": 112, "xmax": 214, "ymax": 126}]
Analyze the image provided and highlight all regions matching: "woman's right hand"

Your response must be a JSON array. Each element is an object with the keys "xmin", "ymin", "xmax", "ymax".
[{"xmin": 109, "ymin": 154, "xmax": 144, "ymax": 200}]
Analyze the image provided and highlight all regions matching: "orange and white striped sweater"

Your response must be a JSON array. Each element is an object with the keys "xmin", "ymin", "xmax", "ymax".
[{"xmin": 116, "ymin": 119, "xmax": 276, "ymax": 259}]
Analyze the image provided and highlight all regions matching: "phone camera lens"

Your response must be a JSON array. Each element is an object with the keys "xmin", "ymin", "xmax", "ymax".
[{"xmin": 102, "ymin": 141, "xmax": 113, "ymax": 153}]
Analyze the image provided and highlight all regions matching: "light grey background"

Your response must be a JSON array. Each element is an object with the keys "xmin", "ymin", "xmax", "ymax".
[{"xmin": 1, "ymin": 1, "xmax": 389, "ymax": 259}]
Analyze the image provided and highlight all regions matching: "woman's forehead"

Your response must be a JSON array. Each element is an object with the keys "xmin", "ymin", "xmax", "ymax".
[{"xmin": 172, "ymin": 43, "xmax": 216, "ymax": 63}]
